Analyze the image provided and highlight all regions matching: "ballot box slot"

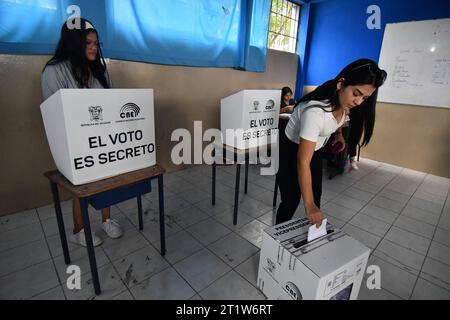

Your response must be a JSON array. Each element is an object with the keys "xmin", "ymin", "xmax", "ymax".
[{"xmin": 291, "ymin": 231, "xmax": 346, "ymax": 257}]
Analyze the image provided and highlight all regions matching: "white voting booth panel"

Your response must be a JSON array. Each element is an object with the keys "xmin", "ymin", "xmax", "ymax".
[
  {"xmin": 40, "ymin": 89, "xmax": 156, "ymax": 185},
  {"xmin": 220, "ymin": 90, "xmax": 281, "ymax": 150},
  {"xmin": 257, "ymin": 218, "xmax": 370, "ymax": 300}
]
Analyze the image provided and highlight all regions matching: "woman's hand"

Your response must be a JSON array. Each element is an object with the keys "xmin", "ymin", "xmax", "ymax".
[
  {"xmin": 281, "ymin": 105, "xmax": 294, "ymax": 114},
  {"xmin": 286, "ymin": 105, "xmax": 294, "ymax": 113},
  {"xmin": 332, "ymin": 131, "xmax": 346, "ymax": 153},
  {"xmin": 305, "ymin": 203, "xmax": 324, "ymax": 228}
]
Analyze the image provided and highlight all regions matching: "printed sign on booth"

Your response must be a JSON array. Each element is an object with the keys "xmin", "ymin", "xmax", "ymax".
[
  {"xmin": 40, "ymin": 89, "xmax": 156, "ymax": 185},
  {"xmin": 221, "ymin": 90, "xmax": 281, "ymax": 150}
]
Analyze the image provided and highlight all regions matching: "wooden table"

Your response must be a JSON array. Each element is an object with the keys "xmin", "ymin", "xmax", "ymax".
[{"xmin": 44, "ymin": 165, "xmax": 166, "ymax": 295}]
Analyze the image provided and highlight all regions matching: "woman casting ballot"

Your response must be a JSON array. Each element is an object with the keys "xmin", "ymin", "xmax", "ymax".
[{"xmin": 276, "ymin": 59, "xmax": 387, "ymax": 227}]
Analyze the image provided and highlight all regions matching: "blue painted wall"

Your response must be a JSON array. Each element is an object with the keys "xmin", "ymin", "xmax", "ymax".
[{"xmin": 304, "ymin": 0, "xmax": 450, "ymax": 85}]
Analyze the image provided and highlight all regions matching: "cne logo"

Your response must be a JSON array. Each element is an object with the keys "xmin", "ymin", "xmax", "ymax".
[
  {"xmin": 284, "ymin": 282, "xmax": 302, "ymax": 300},
  {"xmin": 120, "ymin": 103, "xmax": 141, "ymax": 119},
  {"xmin": 265, "ymin": 99, "xmax": 275, "ymax": 110},
  {"xmin": 88, "ymin": 106, "xmax": 103, "ymax": 122}
]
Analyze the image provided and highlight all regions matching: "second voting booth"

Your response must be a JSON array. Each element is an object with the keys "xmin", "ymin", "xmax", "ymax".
[{"xmin": 220, "ymin": 89, "xmax": 281, "ymax": 150}]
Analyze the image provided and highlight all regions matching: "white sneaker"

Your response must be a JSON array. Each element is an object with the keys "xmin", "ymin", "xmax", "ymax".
[
  {"xmin": 71, "ymin": 229, "xmax": 103, "ymax": 247},
  {"xmin": 350, "ymin": 157, "xmax": 359, "ymax": 170},
  {"xmin": 101, "ymin": 219, "xmax": 123, "ymax": 239}
]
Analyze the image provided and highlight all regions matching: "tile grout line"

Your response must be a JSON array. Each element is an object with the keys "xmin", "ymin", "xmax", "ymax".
[
  {"xmin": 345, "ymin": 167, "xmax": 417, "ymax": 238},
  {"xmin": 81, "ymin": 204, "xmax": 174, "ymax": 299},
  {"xmin": 33, "ymin": 207, "xmax": 68, "ymax": 300},
  {"xmin": 4, "ymin": 163, "xmax": 449, "ymax": 300},
  {"xmin": 0, "ymin": 209, "xmax": 109, "ymax": 290},
  {"xmin": 361, "ymin": 273, "xmax": 405, "ymax": 300},
  {"xmin": 200, "ymin": 244, "xmax": 265, "ymax": 299},
  {"xmin": 383, "ymin": 171, "xmax": 433, "ymax": 299},
  {"xmin": 98, "ymin": 242, "xmax": 137, "ymax": 300},
  {"xmin": 232, "ymin": 251, "xmax": 264, "ymax": 293},
  {"xmin": 0, "ymin": 219, "xmax": 65, "ymax": 296},
  {"xmin": 106, "ymin": 203, "xmax": 201, "ymax": 300},
  {"xmin": 408, "ymin": 182, "xmax": 450, "ymax": 299},
  {"xmin": 339, "ymin": 165, "xmax": 402, "ymax": 234},
  {"xmin": 132, "ymin": 225, "xmax": 202, "ymax": 300},
  {"xmin": 207, "ymin": 162, "xmax": 393, "ymax": 298},
  {"xmin": 322, "ymin": 162, "xmax": 390, "ymax": 221},
  {"xmin": 114, "ymin": 203, "xmax": 210, "ymax": 299},
  {"xmin": 206, "ymin": 230, "xmax": 261, "ymax": 267},
  {"xmin": 145, "ymin": 188, "xmax": 267, "ymax": 298},
  {"xmin": 130, "ymin": 192, "xmax": 240, "ymax": 299},
  {"xmin": 339, "ymin": 166, "xmax": 426, "ymax": 299}
]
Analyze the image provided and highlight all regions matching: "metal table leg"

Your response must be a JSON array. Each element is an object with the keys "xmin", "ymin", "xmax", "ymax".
[
  {"xmin": 137, "ymin": 195, "xmax": 143, "ymax": 230},
  {"xmin": 273, "ymin": 175, "xmax": 279, "ymax": 207},
  {"xmin": 79, "ymin": 197, "xmax": 101, "ymax": 295},
  {"xmin": 233, "ymin": 164, "xmax": 241, "ymax": 225},
  {"xmin": 212, "ymin": 147, "xmax": 216, "ymax": 206},
  {"xmin": 244, "ymin": 154, "xmax": 249, "ymax": 194},
  {"xmin": 158, "ymin": 175, "xmax": 166, "ymax": 256},
  {"xmin": 50, "ymin": 182, "xmax": 70, "ymax": 265}
]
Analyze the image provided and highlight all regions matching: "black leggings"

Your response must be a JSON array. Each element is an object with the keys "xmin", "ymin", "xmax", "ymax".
[{"xmin": 276, "ymin": 130, "xmax": 323, "ymax": 224}]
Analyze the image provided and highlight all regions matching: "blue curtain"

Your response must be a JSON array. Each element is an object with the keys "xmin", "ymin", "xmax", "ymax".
[
  {"xmin": 0, "ymin": 0, "xmax": 67, "ymax": 54},
  {"xmin": 240, "ymin": 0, "xmax": 272, "ymax": 71},
  {"xmin": 0, "ymin": 0, "xmax": 105, "ymax": 53},
  {"xmin": 0, "ymin": 0, "xmax": 271, "ymax": 72}
]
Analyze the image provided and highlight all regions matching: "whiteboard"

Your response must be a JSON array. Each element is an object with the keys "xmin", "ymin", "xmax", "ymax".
[{"xmin": 378, "ymin": 18, "xmax": 450, "ymax": 108}]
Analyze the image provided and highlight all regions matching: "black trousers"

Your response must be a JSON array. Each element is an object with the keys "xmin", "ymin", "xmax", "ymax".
[{"xmin": 275, "ymin": 129, "xmax": 323, "ymax": 224}]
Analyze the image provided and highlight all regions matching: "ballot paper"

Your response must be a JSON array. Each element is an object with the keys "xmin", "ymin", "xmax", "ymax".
[
  {"xmin": 279, "ymin": 113, "xmax": 291, "ymax": 120},
  {"xmin": 307, "ymin": 218, "xmax": 328, "ymax": 242}
]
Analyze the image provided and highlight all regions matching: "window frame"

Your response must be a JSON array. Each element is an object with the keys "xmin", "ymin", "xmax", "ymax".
[{"xmin": 267, "ymin": 0, "xmax": 301, "ymax": 54}]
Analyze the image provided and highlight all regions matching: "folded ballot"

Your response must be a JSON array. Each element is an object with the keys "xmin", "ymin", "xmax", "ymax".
[{"xmin": 307, "ymin": 218, "xmax": 328, "ymax": 242}]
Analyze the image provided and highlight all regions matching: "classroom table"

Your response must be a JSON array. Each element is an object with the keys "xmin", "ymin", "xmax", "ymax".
[{"xmin": 44, "ymin": 165, "xmax": 166, "ymax": 295}]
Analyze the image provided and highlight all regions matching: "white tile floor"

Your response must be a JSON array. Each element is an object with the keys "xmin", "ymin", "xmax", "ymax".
[{"xmin": 1, "ymin": 158, "xmax": 450, "ymax": 300}]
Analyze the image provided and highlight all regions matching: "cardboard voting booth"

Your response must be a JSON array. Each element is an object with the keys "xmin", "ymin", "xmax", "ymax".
[
  {"xmin": 40, "ymin": 89, "xmax": 156, "ymax": 185},
  {"xmin": 220, "ymin": 90, "xmax": 281, "ymax": 150},
  {"xmin": 257, "ymin": 218, "xmax": 370, "ymax": 300}
]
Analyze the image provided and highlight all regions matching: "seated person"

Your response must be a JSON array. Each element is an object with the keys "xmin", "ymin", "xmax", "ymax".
[{"xmin": 41, "ymin": 18, "xmax": 123, "ymax": 246}]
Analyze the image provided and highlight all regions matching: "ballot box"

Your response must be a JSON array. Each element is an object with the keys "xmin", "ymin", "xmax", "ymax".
[
  {"xmin": 220, "ymin": 90, "xmax": 281, "ymax": 150},
  {"xmin": 40, "ymin": 89, "xmax": 156, "ymax": 185},
  {"xmin": 257, "ymin": 218, "xmax": 370, "ymax": 300}
]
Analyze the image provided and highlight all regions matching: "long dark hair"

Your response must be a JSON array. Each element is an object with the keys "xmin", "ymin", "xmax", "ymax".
[
  {"xmin": 281, "ymin": 86, "xmax": 293, "ymax": 107},
  {"xmin": 297, "ymin": 59, "xmax": 387, "ymax": 146},
  {"xmin": 43, "ymin": 18, "xmax": 109, "ymax": 89},
  {"xmin": 281, "ymin": 86, "xmax": 293, "ymax": 100}
]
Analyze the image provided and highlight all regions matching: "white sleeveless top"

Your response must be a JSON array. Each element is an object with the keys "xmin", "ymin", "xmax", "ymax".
[{"xmin": 285, "ymin": 100, "xmax": 346, "ymax": 151}]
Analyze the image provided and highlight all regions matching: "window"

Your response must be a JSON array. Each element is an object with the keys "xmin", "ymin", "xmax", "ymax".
[{"xmin": 267, "ymin": 0, "xmax": 301, "ymax": 53}]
